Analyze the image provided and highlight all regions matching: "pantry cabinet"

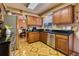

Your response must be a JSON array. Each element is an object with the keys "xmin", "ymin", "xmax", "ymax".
[
  {"xmin": 55, "ymin": 34, "xmax": 74, "ymax": 55},
  {"xmin": 53, "ymin": 5, "xmax": 74, "ymax": 24}
]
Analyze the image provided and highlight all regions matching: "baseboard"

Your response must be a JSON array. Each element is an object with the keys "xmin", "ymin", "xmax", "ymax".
[{"xmin": 73, "ymin": 51, "xmax": 79, "ymax": 56}]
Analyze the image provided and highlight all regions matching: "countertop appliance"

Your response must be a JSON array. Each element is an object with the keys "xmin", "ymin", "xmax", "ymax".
[{"xmin": 47, "ymin": 33, "xmax": 55, "ymax": 48}]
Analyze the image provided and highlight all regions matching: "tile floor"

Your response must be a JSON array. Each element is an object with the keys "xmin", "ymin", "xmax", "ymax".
[{"xmin": 12, "ymin": 38, "xmax": 65, "ymax": 56}]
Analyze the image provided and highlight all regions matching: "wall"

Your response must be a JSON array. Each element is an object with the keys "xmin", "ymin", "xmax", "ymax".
[{"xmin": 73, "ymin": 3, "xmax": 79, "ymax": 53}]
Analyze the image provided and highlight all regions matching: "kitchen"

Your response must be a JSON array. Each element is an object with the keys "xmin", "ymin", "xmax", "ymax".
[{"xmin": 0, "ymin": 3, "xmax": 79, "ymax": 56}]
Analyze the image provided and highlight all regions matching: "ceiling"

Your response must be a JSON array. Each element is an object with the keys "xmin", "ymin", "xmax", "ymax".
[{"xmin": 4, "ymin": 3, "xmax": 61, "ymax": 15}]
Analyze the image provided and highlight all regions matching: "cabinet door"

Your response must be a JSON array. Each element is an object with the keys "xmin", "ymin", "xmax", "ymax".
[
  {"xmin": 61, "ymin": 7, "xmax": 69, "ymax": 23},
  {"xmin": 44, "ymin": 32, "xmax": 48, "ymax": 44},
  {"xmin": 40, "ymin": 32, "xmax": 43, "ymax": 42},
  {"xmin": 53, "ymin": 11, "xmax": 61, "ymax": 24},
  {"xmin": 28, "ymin": 32, "xmax": 39, "ymax": 43},
  {"xmin": 61, "ymin": 6, "xmax": 73, "ymax": 24},
  {"xmin": 33, "ymin": 16, "xmax": 36, "ymax": 25},
  {"xmin": 56, "ymin": 35, "xmax": 69, "ymax": 55},
  {"xmin": 28, "ymin": 32, "xmax": 35, "ymax": 43},
  {"xmin": 34, "ymin": 32, "xmax": 39, "ymax": 41},
  {"xmin": 27, "ymin": 16, "xmax": 33, "ymax": 25},
  {"xmin": 40, "ymin": 32, "xmax": 47, "ymax": 44},
  {"xmin": 36, "ymin": 17, "xmax": 42, "ymax": 26},
  {"xmin": 68, "ymin": 6, "xmax": 73, "ymax": 23}
]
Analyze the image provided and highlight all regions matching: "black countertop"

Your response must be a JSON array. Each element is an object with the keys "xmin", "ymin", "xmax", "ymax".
[{"xmin": 27, "ymin": 29, "xmax": 74, "ymax": 35}]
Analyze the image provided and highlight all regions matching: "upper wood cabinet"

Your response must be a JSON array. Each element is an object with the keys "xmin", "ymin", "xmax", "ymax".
[
  {"xmin": 53, "ymin": 5, "xmax": 74, "ymax": 24},
  {"xmin": 61, "ymin": 6, "xmax": 73, "ymax": 24},
  {"xmin": 36, "ymin": 17, "xmax": 42, "ymax": 26},
  {"xmin": 53, "ymin": 10, "xmax": 61, "ymax": 24},
  {"xmin": 27, "ymin": 16, "xmax": 42, "ymax": 26},
  {"xmin": 27, "ymin": 16, "xmax": 34, "ymax": 25}
]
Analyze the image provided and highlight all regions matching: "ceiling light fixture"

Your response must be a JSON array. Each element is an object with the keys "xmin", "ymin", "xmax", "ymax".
[{"xmin": 28, "ymin": 3, "xmax": 39, "ymax": 10}]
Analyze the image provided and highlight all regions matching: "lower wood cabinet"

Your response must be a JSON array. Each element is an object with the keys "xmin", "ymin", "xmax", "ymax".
[
  {"xmin": 55, "ymin": 34, "xmax": 74, "ymax": 55},
  {"xmin": 27, "ymin": 32, "xmax": 39, "ymax": 43},
  {"xmin": 40, "ymin": 32, "xmax": 48, "ymax": 44},
  {"xmin": 27, "ymin": 32, "xmax": 48, "ymax": 43}
]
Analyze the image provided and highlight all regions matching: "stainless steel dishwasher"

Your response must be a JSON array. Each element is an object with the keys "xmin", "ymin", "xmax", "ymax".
[{"xmin": 47, "ymin": 33, "xmax": 55, "ymax": 48}]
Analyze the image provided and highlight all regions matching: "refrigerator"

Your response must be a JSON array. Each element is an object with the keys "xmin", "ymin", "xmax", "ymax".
[{"xmin": 4, "ymin": 15, "xmax": 17, "ymax": 55}]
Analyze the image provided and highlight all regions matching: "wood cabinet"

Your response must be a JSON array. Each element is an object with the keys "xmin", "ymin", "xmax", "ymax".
[
  {"xmin": 27, "ymin": 32, "xmax": 48, "ymax": 43},
  {"xmin": 34, "ymin": 32, "xmax": 39, "ymax": 41},
  {"xmin": 36, "ymin": 17, "xmax": 42, "ymax": 26},
  {"xmin": 27, "ymin": 32, "xmax": 39, "ymax": 43},
  {"xmin": 55, "ymin": 34, "xmax": 74, "ymax": 55},
  {"xmin": 53, "ymin": 10, "xmax": 61, "ymax": 24},
  {"xmin": 33, "ymin": 16, "xmax": 37, "ymax": 25},
  {"xmin": 61, "ymin": 6, "xmax": 73, "ymax": 24},
  {"xmin": 27, "ymin": 16, "xmax": 42, "ymax": 26},
  {"xmin": 40, "ymin": 32, "xmax": 48, "ymax": 44},
  {"xmin": 53, "ymin": 5, "xmax": 74, "ymax": 24},
  {"xmin": 56, "ymin": 35, "xmax": 69, "ymax": 54},
  {"xmin": 27, "ymin": 16, "xmax": 34, "ymax": 25}
]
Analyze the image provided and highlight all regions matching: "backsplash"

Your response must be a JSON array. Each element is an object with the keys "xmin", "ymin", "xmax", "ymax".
[
  {"xmin": 27, "ymin": 26, "xmax": 42, "ymax": 29},
  {"xmin": 52, "ymin": 25, "xmax": 72, "ymax": 30},
  {"xmin": 42, "ymin": 22, "xmax": 72, "ymax": 30}
]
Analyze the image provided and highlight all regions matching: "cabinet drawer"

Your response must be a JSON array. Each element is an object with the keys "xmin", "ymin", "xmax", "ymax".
[{"xmin": 56, "ymin": 34, "xmax": 68, "ymax": 39}]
